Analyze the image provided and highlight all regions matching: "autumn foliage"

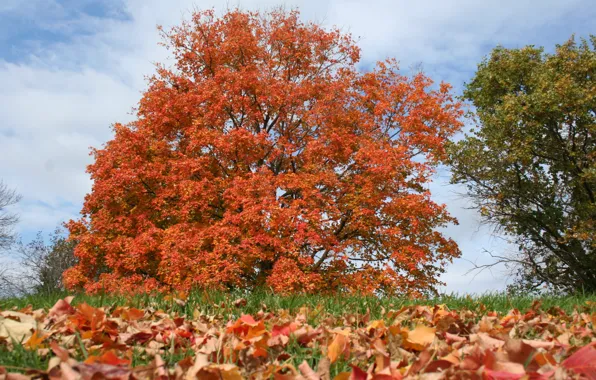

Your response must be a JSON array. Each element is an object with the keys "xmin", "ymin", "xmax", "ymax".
[{"xmin": 64, "ymin": 9, "xmax": 463, "ymax": 295}]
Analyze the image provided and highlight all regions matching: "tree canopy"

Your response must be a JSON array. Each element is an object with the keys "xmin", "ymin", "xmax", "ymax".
[
  {"xmin": 65, "ymin": 9, "xmax": 463, "ymax": 296},
  {"xmin": 450, "ymin": 36, "xmax": 596, "ymax": 293}
]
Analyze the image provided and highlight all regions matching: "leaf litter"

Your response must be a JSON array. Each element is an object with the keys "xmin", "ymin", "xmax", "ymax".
[{"xmin": 0, "ymin": 298, "xmax": 595, "ymax": 379}]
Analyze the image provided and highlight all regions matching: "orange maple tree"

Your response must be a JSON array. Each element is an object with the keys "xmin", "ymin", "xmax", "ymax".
[{"xmin": 64, "ymin": 9, "xmax": 463, "ymax": 295}]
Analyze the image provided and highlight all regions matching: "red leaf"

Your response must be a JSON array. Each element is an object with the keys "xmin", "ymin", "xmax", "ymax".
[
  {"xmin": 239, "ymin": 314, "xmax": 258, "ymax": 326},
  {"xmin": 562, "ymin": 342, "xmax": 596, "ymax": 379},
  {"xmin": 48, "ymin": 297, "xmax": 75, "ymax": 318},
  {"xmin": 349, "ymin": 365, "xmax": 368, "ymax": 380},
  {"xmin": 272, "ymin": 322, "xmax": 299, "ymax": 337}
]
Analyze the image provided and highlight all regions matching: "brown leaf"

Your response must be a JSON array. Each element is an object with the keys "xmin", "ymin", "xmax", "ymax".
[
  {"xmin": 0, "ymin": 367, "xmax": 31, "ymax": 380},
  {"xmin": 470, "ymin": 332, "xmax": 505, "ymax": 350},
  {"xmin": 186, "ymin": 354, "xmax": 210, "ymax": 379},
  {"xmin": 233, "ymin": 298, "xmax": 247, "ymax": 308},
  {"xmin": 317, "ymin": 358, "xmax": 331, "ymax": 380},
  {"xmin": 521, "ymin": 339, "xmax": 554, "ymax": 350},
  {"xmin": 407, "ymin": 348, "xmax": 433, "ymax": 375},
  {"xmin": 299, "ymin": 361, "xmax": 320, "ymax": 380},
  {"xmin": 424, "ymin": 359, "xmax": 454, "ymax": 373},
  {"xmin": 503, "ymin": 339, "xmax": 536, "ymax": 365},
  {"xmin": 58, "ymin": 362, "xmax": 79, "ymax": 380},
  {"xmin": 197, "ymin": 364, "xmax": 243, "ymax": 380},
  {"xmin": 50, "ymin": 341, "xmax": 70, "ymax": 362}
]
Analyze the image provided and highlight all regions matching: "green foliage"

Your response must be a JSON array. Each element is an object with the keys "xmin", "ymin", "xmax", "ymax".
[
  {"xmin": 34, "ymin": 231, "xmax": 78, "ymax": 294},
  {"xmin": 1, "ymin": 228, "xmax": 77, "ymax": 297},
  {"xmin": 449, "ymin": 36, "xmax": 596, "ymax": 293}
]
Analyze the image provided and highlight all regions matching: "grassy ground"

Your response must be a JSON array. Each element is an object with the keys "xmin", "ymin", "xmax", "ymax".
[
  {"xmin": 0, "ymin": 290, "xmax": 595, "ymax": 375},
  {"xmin": 2, "ymin": 289, "xmax": 595, "ymax": 319}
]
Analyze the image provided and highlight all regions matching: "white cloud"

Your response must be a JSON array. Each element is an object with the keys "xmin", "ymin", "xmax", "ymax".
[{"xmin": 1, "ymin": 0, "xmax": 594, "ymax": 293}]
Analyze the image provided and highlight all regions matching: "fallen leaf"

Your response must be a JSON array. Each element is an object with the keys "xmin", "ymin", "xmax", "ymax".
[
  {"xmin": 85, "ymin": 350, "xmax": 131, "ymax": 366},
  {"xmin": 407, "ymin": 348, "xmax": 433, "ymax": 375},
  {"xmin": 470, "ymin": 332, "xmax": 505, "ymax": 350},
  {"xmin": 562, "ymin": 342, "xmax": 596, "ymax": 379},
  {"xmin": 0, "ymin": 316, "xmax": 35, "ymax": 342},
  {"xmin": 404, "ymin": 325, "xmax": 436, "ymax": 351},
  {"xmin": 424, "ymin": 359, "xmax": 453, "ymax": 373},
  {"xmin": 328, "ymin": 333, "xmax": 348, "ymax": 363},
  {"xmin": 48, "ymin": 297, "xmax": 75, "ymax": 318},
  {"xmin": 272, "ymin": 322, "xmax": 299, "ymax": 337},
  {"xmin": 50, "ymin": 341, "xmax": 70, "ymax": 362},
  {"xmin": 24, "ymin": 329, "xmax": 46, "ymax": 350},
  {"xmin": 503, "ymin": 339, "xmax": 535, "ymax": 365},
  {"xmin": 233, "ymin": 298, "xmax": 247, "ymax": 308},
  {"xmin": 299, "ymin": 360, "xmax": 320, "ymax": 380}
]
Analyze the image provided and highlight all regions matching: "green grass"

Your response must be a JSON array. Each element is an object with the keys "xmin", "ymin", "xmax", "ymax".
[
  {"xmin": 2, "ymin": 289, "xmax": 595, "ymax": 319},
  {"xmin": 0, "ymin": 342, "xmax": 51, "ymax": 372}
]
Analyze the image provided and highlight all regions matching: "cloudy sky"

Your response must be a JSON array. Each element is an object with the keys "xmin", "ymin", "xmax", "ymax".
[{"xmin": 0, "ymin": 0, "xmax": 594, "ymax": 293}]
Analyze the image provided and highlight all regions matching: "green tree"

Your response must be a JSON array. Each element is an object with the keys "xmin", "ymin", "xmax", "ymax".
[
  {"xmin": 0, "ymin": 228, "xmax": 77, "ymax": 297},
  {"xmin": 450, "ymin": 36, "xmax": 596, "ymax": 293}
]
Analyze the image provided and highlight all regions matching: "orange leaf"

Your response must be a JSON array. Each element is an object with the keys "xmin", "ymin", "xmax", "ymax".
[
  {"xmin": 366, "ymin": 320, "xmax": 386, "ymax": 331},
  {"xmin": 198, "ymin": 364, "xmax": 243, "ymax": 380},
  {"xmin": 403, "ymin": 325, "xmax": 436, "ymax": 351},
  {"xmin": 123, "ymin": 308, "xmax": 144, "ymax": 321},
  {"xmin": 85, "ymin": 350, "xmax": 130, "ymax": 366},
  {"xmin": 533, "ymin": 352, "xmax": 556, "ymax": 367},
  {"xmin": 24, "ymin": 330, "xmax": 46, "ymax": 350},
  {"xmin": 328, "ymin": 333, "xmax": 348, "ymax": 363},
  {"xmin": 333, "ymin": 373, "xmax": 351, "ymax": 380}
]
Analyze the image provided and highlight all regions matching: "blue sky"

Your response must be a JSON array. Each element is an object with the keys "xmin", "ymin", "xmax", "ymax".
[{"xmin": 0, "ymin": 0, "xmax": 594, "ymax": 293}]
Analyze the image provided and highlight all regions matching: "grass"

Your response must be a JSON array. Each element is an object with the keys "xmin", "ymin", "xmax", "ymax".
[
  {"xmin": 1, "ymin": 290, "xmax": 595, "ymax": 374},
  {"xmin": 2, "ymin": 289, "xmax": 595, "ymax": 319},
  {"xmin": 0, "ymin": 343, "xmax": 51, "ymax": 372}
]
